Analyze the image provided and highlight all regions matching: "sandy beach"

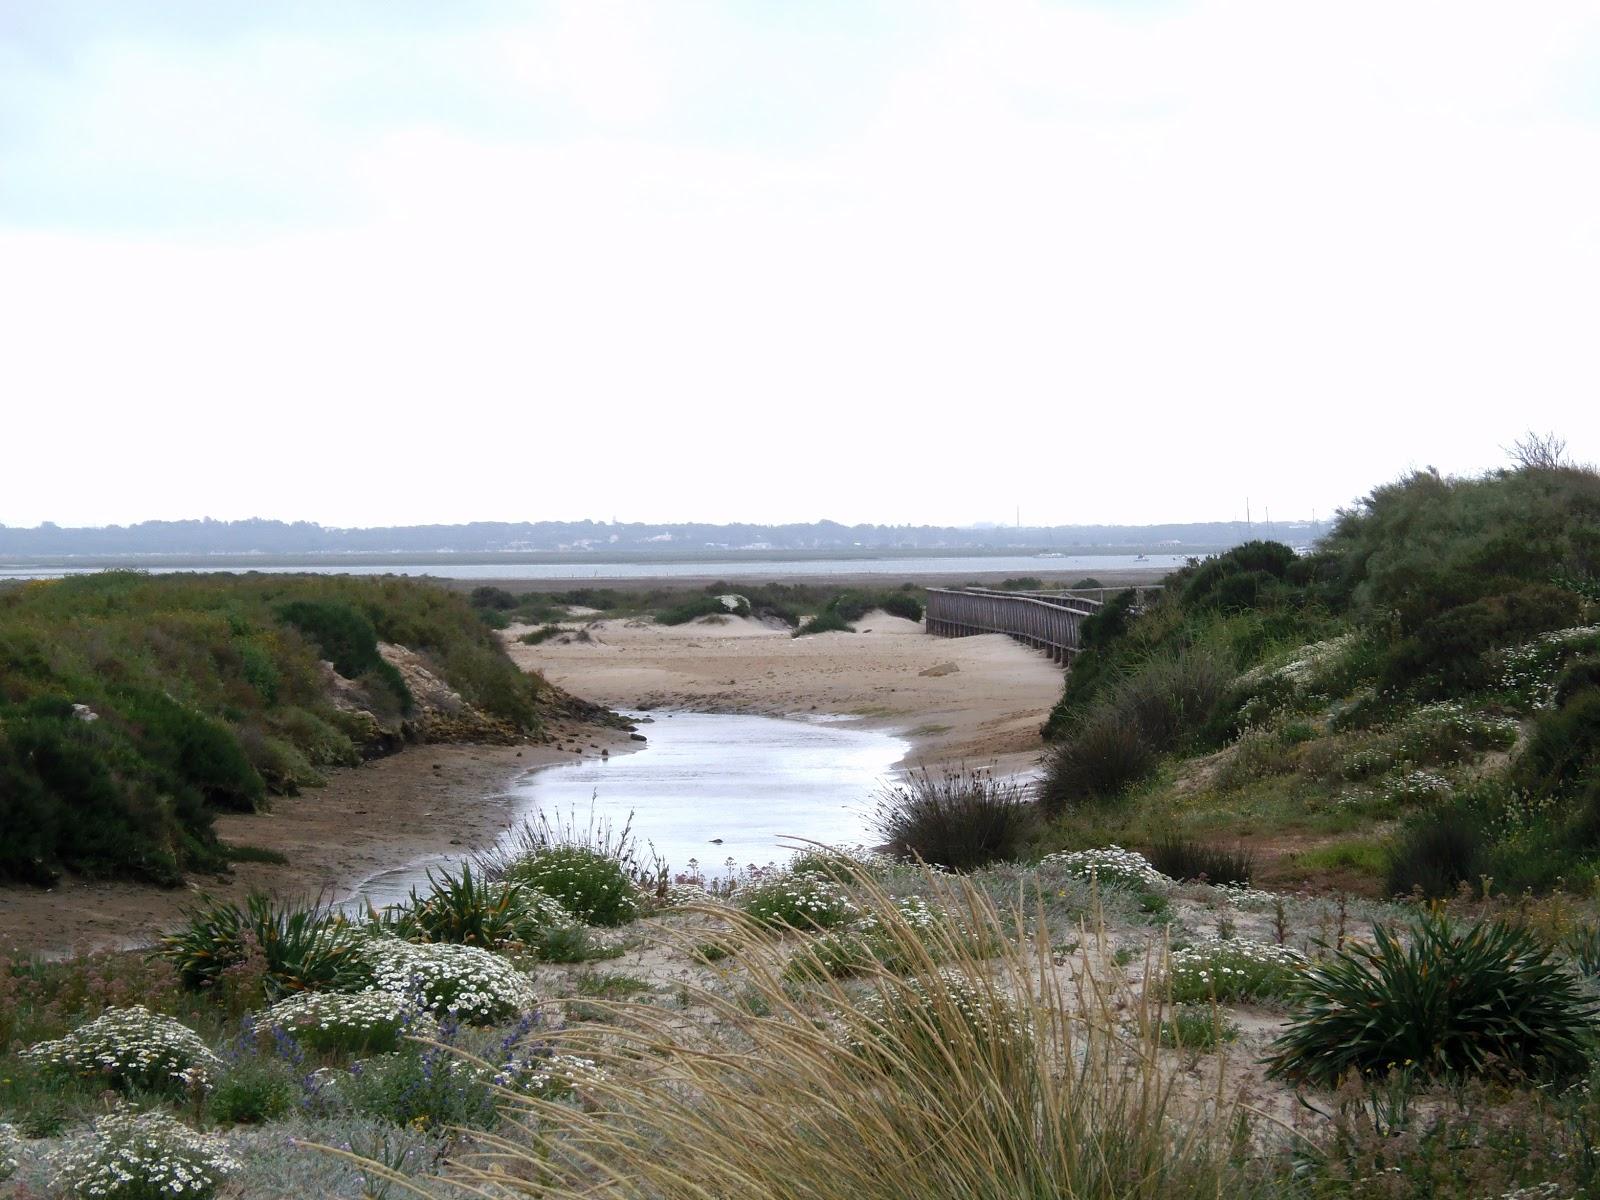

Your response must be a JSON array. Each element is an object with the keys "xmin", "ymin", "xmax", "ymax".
[{"xmin": 504, "ymin": 610, "xmax": 1066, "ymax": 776}]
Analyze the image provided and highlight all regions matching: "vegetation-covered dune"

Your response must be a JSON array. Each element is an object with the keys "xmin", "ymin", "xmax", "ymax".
[
  {"xmin": 1039, "ymin": 454, "xmax": 1600, "ymax": 896},
  {"xmin": 0, "ymin": 573, "xmax": 564, "ymax": 886}
]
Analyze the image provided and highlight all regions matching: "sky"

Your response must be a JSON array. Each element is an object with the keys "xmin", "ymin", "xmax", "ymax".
[{"xmin": 2, "ymin": 0, "xmax": 1598, "ymax": 530}]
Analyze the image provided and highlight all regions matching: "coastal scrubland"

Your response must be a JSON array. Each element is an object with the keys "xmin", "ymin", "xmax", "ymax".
[
  {"xmin": 8, "ymin": 454, "xmax": 1600, "ymax": 1198},
  {"xmin": 1037, "ymin": 457, "xmax": 1600, "ymax": 898},
  {"xmin": 0, "ymin": 574, "xmax": 570, "ymax": 887}
]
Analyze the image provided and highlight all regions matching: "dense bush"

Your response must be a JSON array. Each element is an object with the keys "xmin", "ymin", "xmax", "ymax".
[
  {"xmin": 261, "ymin": 988, "xmax": 434, "ymax": 1054},
  {"xmin": 1165, "ymin": 938, "xmax": 1304, "ymax": 1004},
  {"xmin": 870, "ymin": 767, "xmax": 1035, "ymax": 871},
  {"xmin": 344, "ymin": 1045, "xmax": 500, "ymax": 1131},
  {"xmin": 1380, "ymin": 585, "xmax": 1583, "ymax": 696},
  {"xmin": 1039, "ymin": 709, "xmax": 1157, "ymax": 813},
  {"xmin": 501, "ymin": 847, "xmax": 640, "ymax": 926},
  {"xmin": 1323, "ymin": 463, "xmax": 1600, "ymax": 632},
  {"xmin": 48, "ymin": 1109, "xmax": 239, "ymax": 1200},
  {"xmin": 0, "ymin": 573, "xmax": 553, "ymax": 883},
  {"xmin": 22, "ymin": 1006, "xmax": 221, "ymax": 1095},
  {"xmin": 1266, "ymin": 913, "xmax": 1598, "ymax": 1086},
  {"xmin": 1554, "ymin": 654, "xmax": 1600, "ymax": 709},
  {"xmin": 1512, "ymin": 690, "xmax": 1600, "ymax": 808},
  {"xmin": 208, "ymin": 1057, "xmax": 299, "ymax": 1125},
  {"xmin": 738, "ymin": 872, "xmax": 859, "ymax": 932}
]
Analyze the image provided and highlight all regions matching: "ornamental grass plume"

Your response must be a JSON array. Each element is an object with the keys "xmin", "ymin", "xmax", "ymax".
[{"xmin": 330, "ymin": 867, "xmax": 1251, "ymax": 1200}]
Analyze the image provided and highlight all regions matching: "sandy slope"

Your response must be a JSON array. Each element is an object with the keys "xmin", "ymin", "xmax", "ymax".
[{"xmin": 504, "ymin": 610, "xmax": 1065, "ymax": 776}]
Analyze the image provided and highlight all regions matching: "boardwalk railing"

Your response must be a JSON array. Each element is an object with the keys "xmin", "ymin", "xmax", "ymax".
[{"xmin": 923, "ymin": 586, "xmax": 1159, "ymax": 663}]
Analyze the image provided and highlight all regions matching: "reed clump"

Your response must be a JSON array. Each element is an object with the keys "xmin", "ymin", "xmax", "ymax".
[{"xmin": 392, "ymin": 871, "xmax": 1252, "ymax": 1200}]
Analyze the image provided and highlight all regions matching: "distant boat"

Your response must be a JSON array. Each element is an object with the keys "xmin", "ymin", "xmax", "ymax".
[{"xmin": 1134, "ymin": 553, "xmax": 1148, "ymax": 562}]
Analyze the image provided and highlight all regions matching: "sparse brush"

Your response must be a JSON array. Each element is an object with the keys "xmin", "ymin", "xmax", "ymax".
[
  {"xmin": 870, "ymin": 766, "xmax": 1036, "ymax": 871},
  {"xmin": 1266, "ymin": 912, "xmax": 1599, "ymax": 1087},
  {"xmin": 353, "ymin": 869, "xmax": 1251, "ymax": 1200}
]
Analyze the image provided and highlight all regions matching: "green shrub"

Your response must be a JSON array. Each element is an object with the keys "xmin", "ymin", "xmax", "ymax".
[
  {"xmin": 261, "ymin": 988, "xmax": 433, "ymax": 1054},
  {"xmin": 276, "ymin": 598, "xmax": 413, "ymax": 713},
  {"xmin": 794, "ymin": 610, "xmax": 852, "ymax": 636},
  {"xmin": 344, "ymin": 1046, "xmax": 500, "ymax": 1131},
  {"xmin": 1039, "ymin": 710, "xmax": 1156, "ymax": 813},
  {"xmin": 1158, "ymin": 1004, "xmax": 1240, "ymax": 1051},
  {"xmin": 1266, "ymin": 913, "xmax": 1598, "ymax": 1086},
  {"xmin": 1381, "ymin": 585, "xmax": 1583, "ymax": 696},
  {"xmin": 1164, "ymin": 938, "xmax": 1305, "ymax": 1004},
  {"xmin": 1385, "ymin": 809, "xmax": 1485, "ymax": 898},
  {"xmin": 469, "ymin": 586, "xmax": 518, "ymax": 611},
  {"xmin": 501, "ymin": 846, "xmax": 639, "ymax": 926},
  {"xmin": 208, "ymin": 1057, "xmax": 298, "ymax": 1124},
  {"xmin": 1521, "ymin": 689, "xmax": 1600, "ymax": 794},
  {"xmin": 1322, "ymin": 463, "xmax": 1600, "ymax": 631},
  {"xmin": 656, "ymin": 594, "xmax": 750, "ymax": 625},
  {"xmin": 22, "ymin": 1005, "xmax": 221, "ymax": 1095},
  {"xmin": 1144, "ymin": 837, "xmax": 1253, "ymax": 886},
  {"xmin": 879, "ymin": 593, "xmax": 924, "ymax": 622},
  {"xmin": 160, "ymin": 894, "xmax": 372, "ymax": 999},
  {"xmin": 48, "ymin": 1109, "xmax": 239, "ymax": 1200},
  {"xmin": 869, "ymin": 767, "xmax": 1035, "ymax": 871},
  {"xmin": 738, "ymin": 872, "xmax": 858, "ymax": 932},
  {"xmin": 1554, "ymin": 654, "xmax": 1600, "ymax": 708},
  {"xmin": 519, "ymin": 623, "xmax": 565, "ymax": 645}
]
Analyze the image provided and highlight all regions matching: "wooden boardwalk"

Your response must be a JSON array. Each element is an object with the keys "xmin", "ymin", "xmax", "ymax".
[{"xmin": 923, "ymin": 586, "xmax": 1156, "ymax": 663}]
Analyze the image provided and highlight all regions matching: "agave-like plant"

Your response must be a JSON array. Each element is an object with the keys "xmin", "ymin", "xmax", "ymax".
[
  {"xmin": 159, "ymin": 893, "xmax": 371, "ymax": 999},
  {"xmin": 380, "ymin": 862, "xmax": 571, "ymax": 950},
  {"xmin": 1265, "ymin": 911, "xmax": 1599, "ymax": 1087}
]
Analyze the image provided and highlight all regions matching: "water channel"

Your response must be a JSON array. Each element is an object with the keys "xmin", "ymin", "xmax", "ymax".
[{"xmin": 351, "ymin": 711, "xmax": 908, "ymax": 908}]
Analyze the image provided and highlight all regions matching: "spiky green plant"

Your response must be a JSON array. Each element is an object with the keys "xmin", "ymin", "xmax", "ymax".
[
  {"xmin": 378, "ymin": 862, "xmax": 572, "ymax": 951},
  {"xmin": 159, "ymin": 894, "xmax": 371, "ymax": 1000},
  {"xmin": 1266, "ymin": 912, "xmax": 1599, "ymax": 1087}
]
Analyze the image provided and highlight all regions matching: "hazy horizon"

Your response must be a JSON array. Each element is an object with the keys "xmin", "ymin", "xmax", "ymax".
[{"xmin": 4, "ymin": 3, "xmax": 1597, "ymax": 529}]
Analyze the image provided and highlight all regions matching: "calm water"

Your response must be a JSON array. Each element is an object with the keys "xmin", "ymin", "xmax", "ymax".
[
  {"xmin": 0, "ymin": 553, "xmax": 1187, "ymax": 582},
  {"xmin": 351, "ymin": 712, "xmax": 907, "ymax": 908}
]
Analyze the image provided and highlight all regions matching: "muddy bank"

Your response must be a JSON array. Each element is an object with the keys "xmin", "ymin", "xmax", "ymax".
[{"xmin": 0, "ymin": 722, "xmax": 634, "ymax": 956}]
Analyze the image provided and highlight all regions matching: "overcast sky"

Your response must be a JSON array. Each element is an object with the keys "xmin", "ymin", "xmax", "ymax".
[{"xmin": 3, "ymin": 1, "xmax": 1597, "ymax": 530}]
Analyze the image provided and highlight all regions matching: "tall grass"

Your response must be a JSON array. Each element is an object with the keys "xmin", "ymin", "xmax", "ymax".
[{"xmin": 378, "ymin": 872, "xmax": 1251, "ymax": 1200}]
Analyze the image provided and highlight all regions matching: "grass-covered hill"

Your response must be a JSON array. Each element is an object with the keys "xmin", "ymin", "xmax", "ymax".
[
  {"xmin": 1039, "ymin": 458, "xmax": 1600, "ymax": 896},
  {"xmin": 0, "ymin": 573, "xmax": 566, "ymax": 887}
]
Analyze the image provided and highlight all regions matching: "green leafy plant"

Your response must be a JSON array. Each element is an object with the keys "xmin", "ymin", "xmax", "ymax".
[
  {"xmin": 208, "ymin": 1057, "xmax": 299, "ymax": 1125},
  {"xmin": 1266, "ymin": 913, "xmax": 1599, "ymax": 1086}
]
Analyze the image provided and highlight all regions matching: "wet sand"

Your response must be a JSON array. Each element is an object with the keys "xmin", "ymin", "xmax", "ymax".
[{"xmin": 505, "ymin": 610, "xmax": 1066, "ymax": 777}]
